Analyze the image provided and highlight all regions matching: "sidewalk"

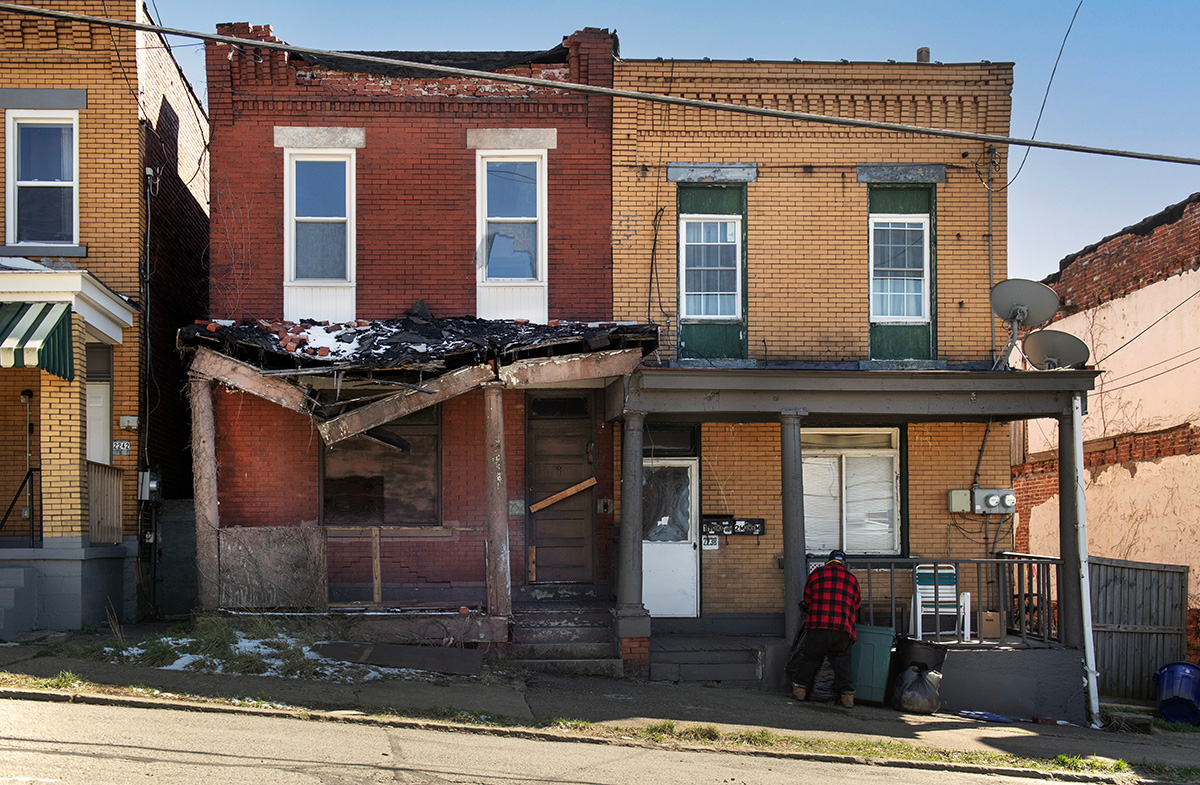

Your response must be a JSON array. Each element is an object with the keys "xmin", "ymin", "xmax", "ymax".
[{"xmin": 2, "ymin": 626, "xmax": 1198, "ymax": 778}]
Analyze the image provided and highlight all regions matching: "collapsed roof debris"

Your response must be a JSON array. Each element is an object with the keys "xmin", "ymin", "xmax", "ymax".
[{"xmin": 178, "ymin": 312, "xmax": 658, "ymax": 378}]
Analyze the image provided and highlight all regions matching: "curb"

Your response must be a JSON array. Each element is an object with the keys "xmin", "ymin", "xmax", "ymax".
[{"xmin": 0, "ymin": 687, "xmax": 1128, "ymax": 783}]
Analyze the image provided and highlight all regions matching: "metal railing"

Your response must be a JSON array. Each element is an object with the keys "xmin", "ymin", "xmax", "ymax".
[
  {"xmin": 88, "ymin": 461, "xmax": 123, "ymax": 545},
  {"xmin": 1, "ymin": 468, "xmax": 41, "ymax": 547},
  {"xmin": 843, "ymin": 553, "xmax": 1060, "ymax": 646}
]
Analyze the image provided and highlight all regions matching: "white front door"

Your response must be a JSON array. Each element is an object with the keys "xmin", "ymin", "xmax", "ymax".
[{"xmin": 642, "ymin": 458, "xmax": 699, "ymax": 617}]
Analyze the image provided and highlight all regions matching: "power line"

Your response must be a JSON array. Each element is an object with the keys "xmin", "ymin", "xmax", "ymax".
[{"xmin": 2, "ymin": 1, "xmax": 1199, "ymax": 168}]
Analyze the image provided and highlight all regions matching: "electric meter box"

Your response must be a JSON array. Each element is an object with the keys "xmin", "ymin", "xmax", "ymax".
[
  {"xmin": 972, "ymin": 488, "xmax": 1016, "ymax": 515},
  {"xmin": 947, "ymin": 490, "xmax": 972, "ymax": 513}
]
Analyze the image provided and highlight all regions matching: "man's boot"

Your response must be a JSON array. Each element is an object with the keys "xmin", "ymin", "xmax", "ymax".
[
  {"xmin": 840, "ymin": 693, "xmax": 854, "ymax": 708},
  {"xmin": 791, "ymin": 685, "xmax": 807, "ymax": 701}
]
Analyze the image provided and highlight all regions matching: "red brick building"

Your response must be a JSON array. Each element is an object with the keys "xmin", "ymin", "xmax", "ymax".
[{"xmin": 187, "ymin": 25, "xmax": 653, "ymax": 663}]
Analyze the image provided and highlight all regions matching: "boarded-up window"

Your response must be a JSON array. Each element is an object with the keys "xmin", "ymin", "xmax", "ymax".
[{"xmin": 323, "ymin": 406, "xmax": 440, "ymax": 526}]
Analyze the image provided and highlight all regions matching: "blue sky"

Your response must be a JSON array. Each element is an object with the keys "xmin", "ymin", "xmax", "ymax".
[{"xmin": 150, "ymin": 0, "xmax": 1199, "ymax": 283}]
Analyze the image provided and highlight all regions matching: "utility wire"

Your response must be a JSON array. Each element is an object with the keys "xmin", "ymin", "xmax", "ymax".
[
  {"xmin": 1097, "ymin": 285, "xmax": 1200, "ymax": 363},
  {"xmin": 2, "ymin": 1, "xmax": 1199, "ymax": 167}
]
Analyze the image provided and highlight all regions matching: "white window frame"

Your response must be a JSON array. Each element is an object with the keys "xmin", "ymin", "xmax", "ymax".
[
  {"xmin": 476, "ymin": 149, "xmax": 548, "ymax": 285},
  {"xmin": 5, "ymin": 109, "xmax": 80, "ymax": 246},
  {"xmin": 802, "ymin": 428, "xmax": 901, "ymax": 556},
  {"xmin": 679, "ymin": 213, "xmax": 743, "ymax": 322},
  {"xmin": 868, "ymin": 213, "xmax": 930, "ymax": 324},
  {"xmin": 283, "ymin": 148, "xmax": 356, "ymax": 288}
]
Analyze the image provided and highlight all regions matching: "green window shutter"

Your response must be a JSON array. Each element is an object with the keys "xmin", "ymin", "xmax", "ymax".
[
  {"xmin": 869, "ymin": 186, "xmax": 935, "ymax": 361},
  {"xmin": 869, "ymin": 188, "xmax": 931, "ymax": 215},
  {"xmin": 677, "ymin": 184, "xmax": 748, "ymax": 361}
]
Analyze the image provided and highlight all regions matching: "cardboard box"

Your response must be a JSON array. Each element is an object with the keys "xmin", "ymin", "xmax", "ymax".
[{"xmin": 981, "ymin": 611, "xmax": 1002, "ymax": 640}]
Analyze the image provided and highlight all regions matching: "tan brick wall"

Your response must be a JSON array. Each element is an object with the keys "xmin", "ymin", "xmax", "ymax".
[
  {"xmin": 39, "ymin": 315, "xmax": 88, "ymax": 539},
  {"xmin": 613, "ymin": 60, "xmax": 1012, "ymax": 363},
  {"xmin": 0, "ymin": 370, "xmax": 41, "ymax": 539},
  {"xmin": 2, "ymin": 1, "xmax": 209, "ymax": 535}
]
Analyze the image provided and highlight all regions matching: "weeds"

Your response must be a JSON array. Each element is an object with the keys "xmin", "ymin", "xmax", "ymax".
[
  {"xmin": 39, "ymin": 670, "xmax": 86, "ymax": 690},
  {"xmin": 639, "ymin": 721, "xmax": 677, "ymax": 742},
  {"xmin": 1154, "ymin": 718, "xmax": 1200, "ymax": 733},
  {"xmin": 678, "ymin": 724, "xmax": 722, "ymax": 742},
  {"xmin": 729, "ymin": 728, "xmax": 779, "ymax": 747},
  {"xmin": 135, "ymin": 638, "xmax": 180, "ymax": 668}
]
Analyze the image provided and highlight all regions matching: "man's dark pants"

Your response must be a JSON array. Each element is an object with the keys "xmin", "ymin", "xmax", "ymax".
[{"xmin": 787, "ymin": 627, "xmax": 855, "ymax": 696}]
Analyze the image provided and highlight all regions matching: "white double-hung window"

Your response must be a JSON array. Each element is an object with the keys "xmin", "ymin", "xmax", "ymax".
[
  {"xmin": 679, "ymin": 214, "xmax": 742, "ymax": 320},
  {"xmin": 5, "ymin": 110, "xmax": 79, "ymax": 246},
  {"xmin": 869, "ymin": 214, "xmax": 929, "ymax": 323},
  {"xmin": 475, "ymin": 149, "xmax": 548, "ymax": 322},
  {"xmin": 802, "ymin": 429, "xmax": 901, "ymax": 556},
  {"xmin": 283, "ymin": 148, "xmax": 355, "ymax": 322}
]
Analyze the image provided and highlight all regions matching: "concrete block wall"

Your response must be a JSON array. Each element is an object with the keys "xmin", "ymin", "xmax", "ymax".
[
  {"xmin": 611, "ymin": 59, "xmax": 1013, "ymax": 364},
  {"xmin": 204, "ymin": 23, "xmax": 615, "ymax": 323}
]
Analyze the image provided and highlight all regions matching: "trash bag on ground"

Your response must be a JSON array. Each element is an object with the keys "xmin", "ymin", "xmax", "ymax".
[{"xmin": 891, "ymin": 664, "xmax": 942, "ymax": 714}]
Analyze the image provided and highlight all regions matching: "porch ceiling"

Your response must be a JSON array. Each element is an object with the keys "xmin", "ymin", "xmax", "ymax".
[{"xmin": 628, "ymin": 366, "xmax": 1099, "ymax": 424}]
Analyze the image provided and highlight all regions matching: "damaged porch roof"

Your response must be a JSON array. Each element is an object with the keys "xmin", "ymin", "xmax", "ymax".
[{"xmin": 179, "ymin": 311, "xmax": 657, "ymax": 445}]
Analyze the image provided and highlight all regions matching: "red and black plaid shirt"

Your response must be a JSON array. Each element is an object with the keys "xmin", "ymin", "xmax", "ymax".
[{"xmin": 803, "ymin": 562, "xmax": 861, "ymax": 641}]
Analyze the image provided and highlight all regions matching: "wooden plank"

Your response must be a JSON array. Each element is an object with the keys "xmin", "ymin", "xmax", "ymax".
[
  {"xmin": 499, "ymin": 348, "xmax": 643, "ymax": 387},
  {"xmin": 189, "ymin": 347, "xmax": 312, "ymax": 414},
  {"xmin": 528, "ymin": 476, "xmax": 597, "ymax": 514},
  {"xmin": 319, "ymin": 364, "xmax": 493, "ymax": 445},
  {"xmin": 372, "ymin": 527, "xmax": 382, "ymax": 606},
  {"xmin": 527, "ymin": 546, "xmax": 536, "ymax": 582}
]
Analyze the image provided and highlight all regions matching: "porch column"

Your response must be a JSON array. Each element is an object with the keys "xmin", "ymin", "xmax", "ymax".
[
  {"xmin": 1057, "ymin": 405, "xmax": 1084, "ymax": 648},
  {"xmin": 781, "ymin": 410, "xmax": 807, "ymax": 644},
  {"xmin": 188, "ymin": 375, "xmax": 220, "ymax": 609},
  {"xmin": 615, "ymin": 410, "xmax": 650, "ymax": 637},
  {"xmin": 483, "ymin": 382, "xmax": 512, "ymax": 618}
]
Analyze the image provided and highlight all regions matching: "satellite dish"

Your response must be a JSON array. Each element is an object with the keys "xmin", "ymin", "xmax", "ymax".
[
  {"xmin": 990, "ymin": 279, "xmax": 1062, "ymax": 370},
  {"xmin": 1023, "ymin": 329, "xmax": 1090, "ymax": 370},
  {"xmin": 990, "ymin": 279, "xmax": 1060, "ymax": 327}
]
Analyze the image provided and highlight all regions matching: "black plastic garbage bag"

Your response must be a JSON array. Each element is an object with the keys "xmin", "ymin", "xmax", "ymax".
[{"xmin": 891, "ymin": 664, "xmax": 942, "ymax": 714}]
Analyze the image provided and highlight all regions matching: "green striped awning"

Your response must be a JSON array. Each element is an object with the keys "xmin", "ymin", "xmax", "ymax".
[{"xmin": 0, "ymin": 301, "xmax": 74, "ymax": 381}]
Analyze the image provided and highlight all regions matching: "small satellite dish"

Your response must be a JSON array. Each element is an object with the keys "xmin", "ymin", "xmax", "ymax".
[
  {"xmin": 990, "ymin": 279, "xmax": 1062, "ymax": 370},
  {"xmin": 990, "ymin": 279, "xmax": 1060, "ymax": 327},
  {"xmin": 1023, "ymin": 329, "xmax": 1090, "ymax": 370}
]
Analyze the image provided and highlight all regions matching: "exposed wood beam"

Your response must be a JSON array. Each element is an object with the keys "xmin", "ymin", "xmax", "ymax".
[
  {"xmin": 319, "ymin": 364, "xmax": 494, "ymax": 445},
  {"xmin": 188, "ymin": 347, "xmax": 313, "ymax": 414},
  {"xmin": 528, "ymin": 476, "xmax": 598, "ymax": 514},
  {"xmin": 499, "ymin": 348, "xmax": 644, "ymax": 387}
]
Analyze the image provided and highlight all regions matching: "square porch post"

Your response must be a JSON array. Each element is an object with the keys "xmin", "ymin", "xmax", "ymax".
[
  {"xmin": 615, "ymin": 410, "xmax": 650, "ymax": 667},
  {"xmin": 188, "ymin": 375, "xmax": 220, "ymax": 609},
  {"xmin": 781, "ymin": 410, "xmax": 807, "ymax": 644}
]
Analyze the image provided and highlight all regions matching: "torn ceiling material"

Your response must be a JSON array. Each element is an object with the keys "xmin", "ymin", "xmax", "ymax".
[{"xmin": 178, "ymin": 315, "xmax": 657, "ymax": 377}]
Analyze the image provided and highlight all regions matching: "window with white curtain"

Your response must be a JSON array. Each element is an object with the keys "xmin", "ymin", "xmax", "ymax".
[
  {"xmin": 802, "ymin": 429, "xmax": 900, "ymax": 555},
  {"xmin": 869, "ymin": 214, "xmax": 929, "ymax": 322},
  {"xmin": 284, "ymin": 149, "xmax": 355, "ymax": 283},
  {"xmin": 6, "ymin": 110, "xmax": 78, "ymax": 245}
]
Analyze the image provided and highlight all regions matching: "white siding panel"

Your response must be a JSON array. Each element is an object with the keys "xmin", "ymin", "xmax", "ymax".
[
  {"xmin": 285, "ymin": 285, "xmax": 355, "ymax": 323},
  {"xmin": 477, "ymin": 284, "xmax": 547, "ymax": 323}
]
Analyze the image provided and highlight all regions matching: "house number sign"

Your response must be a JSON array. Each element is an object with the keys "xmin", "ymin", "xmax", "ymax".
[{"xmin": 112, "ymin": 439, "xmax": 131, "ymax": 456}]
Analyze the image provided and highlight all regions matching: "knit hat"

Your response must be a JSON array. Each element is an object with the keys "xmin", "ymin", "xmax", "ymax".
[{"xmin": 827, "ymin": 549, "xmax": 847, "ymax": 565}]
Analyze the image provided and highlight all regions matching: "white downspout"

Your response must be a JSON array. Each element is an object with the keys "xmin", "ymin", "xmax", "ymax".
[{"xmin": 1073, "ymin": 392, "xmax": 1101, "ymax": 727}]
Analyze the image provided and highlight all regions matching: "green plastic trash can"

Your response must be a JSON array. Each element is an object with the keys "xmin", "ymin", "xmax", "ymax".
[{"xmin": 851, "ymin": 625, "xmax": 894, "ymax": 704}]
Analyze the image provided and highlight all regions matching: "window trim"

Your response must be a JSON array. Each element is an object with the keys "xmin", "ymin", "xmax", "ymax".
[
  {"xmin": 476, "ymin": 148, "xmax": 548, "ymax": 286},
  {"xmin": 283, "ymin": 147, "xmax": 356, "ymax": 288},
  {"xmin": 678, "ymin": 212, "xmax": 744, "ymax": 323},
  {"xmin": 802, "ymin": 427, "xmax": 901, "ymax": 556},
  {"xmin": 5, "ymin": 109, "xmax": 80, "ymax": 247},
  {"xmin": 868, "ymin": 212, "xmax": 930, "ymax": 324}
]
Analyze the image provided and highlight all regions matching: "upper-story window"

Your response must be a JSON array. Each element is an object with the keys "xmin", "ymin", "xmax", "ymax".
[
  {"xmin": 5, "ymin": 110, "xmax": 78, "ymax": 246},
  {"xmin": 869, "ymin": 213, "xmax": 929, "ymax": 323},
  {"xmin": 285, "ymin": 150, "xmax": 354, "ymax": 283},
  {"xmin": 679, "ymin": 214, "xmax": 742, "ymax": 320},
  {"xmin": 478, "ymin": 152, "xmax": 546, "ymax": 282}
]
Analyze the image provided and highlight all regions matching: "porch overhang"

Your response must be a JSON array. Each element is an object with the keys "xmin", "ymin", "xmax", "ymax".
[
  {"xmin": 0, "ymin": 301, "xmax": 73, "ymax": 379},
  {"xmin": 625, "ymin": 366, "xmax": 1099, "ymax": 424},
  {"xmin": 0, "ymin": 261, "xmax": 137, "ymax": 347}
]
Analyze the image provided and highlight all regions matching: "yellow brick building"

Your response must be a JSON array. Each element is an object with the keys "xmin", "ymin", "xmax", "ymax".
[
  {"xmin": 0, "ymin": 1, "xmax": 208, "ymax": 635},
  {"xmin": 606, "ymin": 58, "xmax": 1096, "ymax": 695}
]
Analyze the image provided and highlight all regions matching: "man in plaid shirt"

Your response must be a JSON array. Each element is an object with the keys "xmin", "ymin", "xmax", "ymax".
[{"xmin": 786, "ymin": 549, "xmax": 861, "ymax": 707}]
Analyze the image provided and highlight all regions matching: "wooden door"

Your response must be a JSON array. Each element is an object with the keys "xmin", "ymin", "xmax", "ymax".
[{"xmin": 527, "ymin": 394, "xmax": 596, "ymax": 584}]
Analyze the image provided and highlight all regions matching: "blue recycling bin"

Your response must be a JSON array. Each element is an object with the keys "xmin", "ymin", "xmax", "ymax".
[{"xmin": 1154, "ymin": 662, "xmax": 1200, "ymax": 725}]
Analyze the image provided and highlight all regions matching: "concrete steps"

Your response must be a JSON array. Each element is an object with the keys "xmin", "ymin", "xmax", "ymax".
[
  {"xmin": 649, "ymin": 635, "xmax": 779, "ymax": 688},
  {"xmin": 0, "ymin": 566, "xmax": 37, "ymax": 640},
  {"xmin": 509, "ymin": 604, "xmax": 623, "ymax": 677}
]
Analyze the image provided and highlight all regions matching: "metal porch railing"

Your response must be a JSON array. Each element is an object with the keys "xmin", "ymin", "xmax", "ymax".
[
  {"xmin": 1, "ymin": 468, "xmax": 41, "ymax": 547},
  {"xmin": 843, "ymin": 554, "xmax": 1060, "ymax": 646}
]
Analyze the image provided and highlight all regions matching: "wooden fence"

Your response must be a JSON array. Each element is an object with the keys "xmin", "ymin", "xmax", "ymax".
[
  {"xmin": 87, "ymin": 461, "xmax": 123, "ymax": 546},
  {"xmin": 1090, "ymin": 555, "xmax": 1190, "ymax": 700}
]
